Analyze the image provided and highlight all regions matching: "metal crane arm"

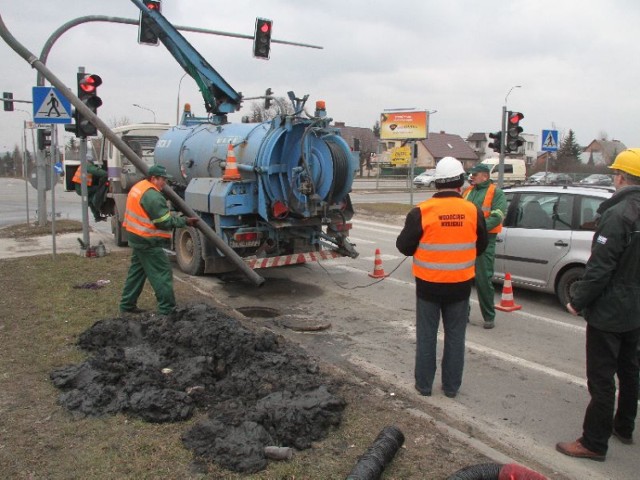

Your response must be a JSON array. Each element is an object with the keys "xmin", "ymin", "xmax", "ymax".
[{"xmin": 130, "ymin": 0, "xmax": 242, "ymax": 119}]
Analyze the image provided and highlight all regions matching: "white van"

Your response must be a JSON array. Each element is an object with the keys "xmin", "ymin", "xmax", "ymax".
[{"xmin": 480, "ymin": 158, "xmax": 526, "ymax": 186}]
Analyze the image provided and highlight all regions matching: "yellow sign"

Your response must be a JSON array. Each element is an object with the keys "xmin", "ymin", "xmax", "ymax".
[
  {"xmin": 380, "ymin": 110, "xmax": 428, "ymax": 140},
  {"xmin": 391, "ymin": 146, "xmax": 411, "ymax": 165}
]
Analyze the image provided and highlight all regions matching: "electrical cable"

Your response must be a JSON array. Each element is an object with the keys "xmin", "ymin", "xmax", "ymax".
[{"xmin": 315, "ymin": 255, "xmax": 409, "ymax": 290}]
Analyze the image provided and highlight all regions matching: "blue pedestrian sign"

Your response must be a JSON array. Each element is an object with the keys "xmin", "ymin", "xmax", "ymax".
[
  {"xmin": 541, "ymin": 129, "xmax": 559, "ymax": 152},
  {"xmin": 33, "ymin": 87, "xmax": 72, "ymax": 124}
]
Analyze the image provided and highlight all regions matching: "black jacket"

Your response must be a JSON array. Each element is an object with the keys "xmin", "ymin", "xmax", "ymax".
[
  {"xmin": 570, "ymin": 186, "xmax": 640, "ymax": 332},
  {"xmin": 396, "ymin": 191, "xmax": 488, "ymax": 303}
]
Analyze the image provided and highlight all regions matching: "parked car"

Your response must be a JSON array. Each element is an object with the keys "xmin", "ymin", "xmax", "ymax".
[
  {"xmin": 547, "ymin": 173, "xmax": 573, "ymax": 185},
  {"xmin": 413, "ymin": 169, "xmax": 437, "ymax": 188},
  {"xmin": 579, "ymin": 174, "xmax": 613, "ymax": 186},
  {"xmin": 493, "ymin": 184, "xmax": 614, "ymax": 305},
  {"xmin": 526, "ymin": 172, "xmax": 548, "ymax": 184},
  {"xmin": 526, "ymin": 172, "xmax": 573, "ymax": 185}
]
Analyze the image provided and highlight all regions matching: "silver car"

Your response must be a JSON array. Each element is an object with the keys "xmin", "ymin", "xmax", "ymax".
[
  {"xmin": 493, "ymin": 185, "xmax": 614, "ymax": 305},
  {"xmin": 413, "ymin": 169, "xmax": 437, "ymax": 188}
]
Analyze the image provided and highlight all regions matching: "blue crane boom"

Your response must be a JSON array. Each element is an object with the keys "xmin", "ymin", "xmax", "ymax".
[{"xmin": 130, "ymin": 0, "xmax": 241, "ymax": 121}]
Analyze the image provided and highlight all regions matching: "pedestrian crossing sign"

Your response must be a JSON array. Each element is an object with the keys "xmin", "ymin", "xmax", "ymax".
[
  {"xmin": 32, "ymin": 86, "xmax": 72, "ymax": 124},
  {"xmin": 541, "ymin": 129, "xmax": 558, "ymax": 152}
]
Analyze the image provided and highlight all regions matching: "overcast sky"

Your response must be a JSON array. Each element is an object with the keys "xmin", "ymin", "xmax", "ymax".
[{"xmin": 1, "ymin": 0, "xmax": 639, "ymax": 154}]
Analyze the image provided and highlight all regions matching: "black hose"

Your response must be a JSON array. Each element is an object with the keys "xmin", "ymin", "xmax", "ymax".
[
  {"xmin": 345, "ymin": 426, "xmax": 405, "ymax": 480},
  {"xmin": 446, "ymin": 463, "xmax": 502, "ymax": 480}
]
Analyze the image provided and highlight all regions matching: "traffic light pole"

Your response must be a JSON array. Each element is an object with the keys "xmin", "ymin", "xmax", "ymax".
[
  {"xmin": 78, "ymin": 137, "xmax": 90, "ymax": 249},
  {"xmin": 35, "ymin": 133, "xmax": 47, "ymax": 226}
]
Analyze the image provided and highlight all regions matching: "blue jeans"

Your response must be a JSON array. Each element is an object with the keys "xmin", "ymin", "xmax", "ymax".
[{"xmin": 415, "ymin": 296, "xmax": 469, "ymax": 395}]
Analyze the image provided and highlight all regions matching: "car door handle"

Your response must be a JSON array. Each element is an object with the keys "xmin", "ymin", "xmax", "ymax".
[{"xmin": 554, "ymin": 240, "xmax": 569, "ymax": 247}]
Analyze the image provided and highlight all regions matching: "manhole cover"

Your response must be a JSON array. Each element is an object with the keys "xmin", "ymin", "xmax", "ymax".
[{"xmin": 236, "ymin": 306, "xmax": 280, "ymax": 318}]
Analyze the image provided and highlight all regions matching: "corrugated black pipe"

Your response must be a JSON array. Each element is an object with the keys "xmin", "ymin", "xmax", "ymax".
[
  {"xmin": 345, "ymin": 425, "xmax": 405, "ymax": 480},
  {"xmin": 446, "ymin": 463, "xmax": 503, "ymax": 480}
]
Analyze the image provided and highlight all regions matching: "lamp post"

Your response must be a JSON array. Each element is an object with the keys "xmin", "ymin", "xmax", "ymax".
[
  {"xmin": 498, "ymin": 85, "xmax": 522, "ymax": 187},
  {"xmin": 133, "ymin": 103, "xmax": 157, "ymax": 122},
  {"xmin": 15, "ymin": 108, "xmax": 32, "ymax": 224},
  {"xmin": 408, "ymin": 109, "xmax": 438, "ymax": 206},
  {"xmin": 176, "ymin": 72, "xmax": 188, "ymax": 124}
]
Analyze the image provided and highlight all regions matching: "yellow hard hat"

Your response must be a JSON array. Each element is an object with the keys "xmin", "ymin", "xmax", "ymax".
[{"xmin": 610, "ymin": 148, "xmax": 640, "ymax": 177}]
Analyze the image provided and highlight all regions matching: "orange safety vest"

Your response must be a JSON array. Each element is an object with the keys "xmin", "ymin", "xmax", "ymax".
[
  {"xmin": 413, "ymin": 196, "xmax": 478, "ymax": 283},
  {"xmin": 72, "ymin": 167, "xmax": 93, "ymax": 186},
  {"xmin": 122, "ymin": 179, "xmax": 171, "ymax": 239},
  {"xmin": 463, "ymin": 183, "xmax": 502, "ymax": 234}
]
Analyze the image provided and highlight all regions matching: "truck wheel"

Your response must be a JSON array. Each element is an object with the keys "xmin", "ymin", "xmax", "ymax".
[
  {"xmin": 112, "ymin": 215, "xmax": 128, "ymax": 247},
  {"xmin": 175, "ymin": 227, "xmax": 205, "ymax": 275},
  {"xmin": 556, "ymin": 266, "xmax": 584, "ymax": 306}
]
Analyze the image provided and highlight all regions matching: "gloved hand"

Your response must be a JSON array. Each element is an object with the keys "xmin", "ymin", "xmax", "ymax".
[{"xmin": 185, "ymin": 217, "xmax": 199, "ymax": 227}]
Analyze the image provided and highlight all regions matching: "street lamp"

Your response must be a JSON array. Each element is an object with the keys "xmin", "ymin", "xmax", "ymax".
[
  {"xmin": 133, "ymin": 103, "xmax": 157, "ymax": 122},
  {"xmin": 176, "ymin": 72, "xmax": 188, "ymax": 124},
  {"xmin": 505, "ymin": 85, "xmax": 521, "ymax": 106},
  {"xmin": 15, "ymin": 108, "xmax": 33, "ymax": 223}
]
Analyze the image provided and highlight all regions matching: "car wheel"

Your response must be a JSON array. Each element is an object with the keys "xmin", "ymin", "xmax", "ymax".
[
  {"xmin": 556, "ymin": 266, "xmax": 585, "ymax": 306},
  {"xmin": 429, "ymin": 181, "xmax": 435, "ymax": 188}
]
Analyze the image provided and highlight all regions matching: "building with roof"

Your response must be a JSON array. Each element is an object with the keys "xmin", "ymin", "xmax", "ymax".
[
  {"xmin": 376, "ymin": 131, "xmax": 478, "ymax": 174},
  {"xmin": 583, "ymin": 139, "xmax": 627, "ymax": 165}
]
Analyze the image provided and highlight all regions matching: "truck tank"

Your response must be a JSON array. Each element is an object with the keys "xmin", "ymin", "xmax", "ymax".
[
  {"xmin": 153, "ymin": 105, "xmax": 359, "ymax": 275},
  {"xmin": 155, "ymin": 116, "xmax": 355, "ymax": 218}
]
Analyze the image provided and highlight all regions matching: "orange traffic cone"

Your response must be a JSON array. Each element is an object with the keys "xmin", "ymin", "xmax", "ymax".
[
  {"xmin": 223, "ymin": 143, "xmax": 241, "ymax": 181},
  {"xmin": 368, "ymin": 248, "xmax": 388, "ymax": 278},
  {"xmin": 495, "ymin": 272, "xmax": 522, "ymax": 312}
]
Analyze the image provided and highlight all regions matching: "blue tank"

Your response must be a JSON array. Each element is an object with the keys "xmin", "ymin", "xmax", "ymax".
[{"xmin": 155, "ymin": 116, "xmax": 356, "ymax": 219}]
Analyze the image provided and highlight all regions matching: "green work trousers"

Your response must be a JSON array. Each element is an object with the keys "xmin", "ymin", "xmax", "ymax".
[
  {"xmin": 475, "ymin": 234, "xmax": 497, "ymax": 322},
  {"xmin": 120, "ymin": 245, "xmax": 176, "ymax": 314}
]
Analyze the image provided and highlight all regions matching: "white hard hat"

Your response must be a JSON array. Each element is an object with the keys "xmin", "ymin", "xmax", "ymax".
[{"xmin": 435, "ymin": 156, "xmax": 465, "ymax": 183}]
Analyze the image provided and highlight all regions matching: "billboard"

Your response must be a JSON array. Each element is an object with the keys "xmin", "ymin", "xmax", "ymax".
[{"xmin": 379, "ymin": 110, "xmax": 428, "ymax": 140}]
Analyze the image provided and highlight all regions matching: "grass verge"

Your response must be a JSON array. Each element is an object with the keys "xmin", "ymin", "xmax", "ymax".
[{"xmin": 0, "ymin": 241, "xmax": 491, "ymax": 479}]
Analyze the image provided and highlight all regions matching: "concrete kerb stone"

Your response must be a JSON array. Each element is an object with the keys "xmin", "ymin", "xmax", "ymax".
[{"xmin": 0, "ymin": 229, "xmax": 124, "ymax": 260}]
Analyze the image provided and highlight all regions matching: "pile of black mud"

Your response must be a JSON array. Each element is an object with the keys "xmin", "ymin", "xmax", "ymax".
[{"xmin": 50, "ymin": 304, "xmax": 346, "ymax": 473}]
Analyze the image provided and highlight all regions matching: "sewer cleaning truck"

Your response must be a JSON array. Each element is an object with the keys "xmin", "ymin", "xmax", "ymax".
[{"xmin": 95, "ymin": 0, "xmax": 359, "ymax": 276}]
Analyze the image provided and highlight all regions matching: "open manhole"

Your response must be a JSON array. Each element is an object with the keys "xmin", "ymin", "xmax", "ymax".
[{"xmin": 236, "ymin": 306, "xmax": 281, "ymax": 318}]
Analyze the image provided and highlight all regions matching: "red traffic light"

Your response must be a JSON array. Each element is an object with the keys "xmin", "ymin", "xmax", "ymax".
[
  {"xmin": 260, "ymin": 22, "xmax": 271, "ymax": 33},
  {"xmin": 79, "ymin": 74, "xmax": 102, "ymax": 93},
  {"xmin": 509, "ymin": 112, "xmax": 524, "ymax": 124},
  {"xmin": 145, "ymin": 1, "xmax": 159, "ymax": 10}
]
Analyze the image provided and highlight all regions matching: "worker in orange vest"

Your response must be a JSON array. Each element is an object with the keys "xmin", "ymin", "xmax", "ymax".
[
  {"xmin": 463, "ymin": 163, "xmax": 507, "ymax": 329},
  {"xmin": 72, "ymin": 154, "xmax": 108, "ymax": 222},
  {"xmin": 397, "ymin": 157, "xmax": 488, "ymax": 398},
  {"xmin": 119, "ymin": 165, "xmax": 199, "ymax": 316}
]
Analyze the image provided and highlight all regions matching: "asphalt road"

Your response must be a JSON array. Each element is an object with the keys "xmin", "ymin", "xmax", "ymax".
[{"xmin": 2, "ymin": 177, "xmax": 638, "ymax": 479}]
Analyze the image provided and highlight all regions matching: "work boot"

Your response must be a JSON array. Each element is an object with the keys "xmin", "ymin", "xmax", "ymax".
[
  {"xmin": 483, "ymin": 321, "xmax": 495, "ymax": 329},
  {"xmin": 120, "ymin": 307, "xmax": 147, "ymax": 316},
  {"xmin": 555, "ymin": 439, "xmax": 606, "ymax": 462}
]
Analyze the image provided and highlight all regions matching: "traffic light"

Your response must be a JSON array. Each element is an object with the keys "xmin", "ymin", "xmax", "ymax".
[
  {"xmin": 488, "ymin": 131, "xmax": 502, "ymax": 153},
  {"xmin": 37, "ymin": 128, "xmax": 52, "ymax": 151},
  {"xmin": 3, "ymin": 92, "xmax": 13, "ymax": 111},
  {"xmin": 76, "ymin": 73, "xmax": 102, "ymax": 137},
  {"xmin": 264, "ymin": 87, "xmax": 273, "ymax": 109},
  {"xmin": 138, "ymin": 0, "xmax": 162, "ymax": 46},
  {"xmin": 505, "ymin": 111, "xmax": 524, "ymax": 153},
  {"xmin": 253, "ymin": 18, "xmax": 273, "ymax": 59}
]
